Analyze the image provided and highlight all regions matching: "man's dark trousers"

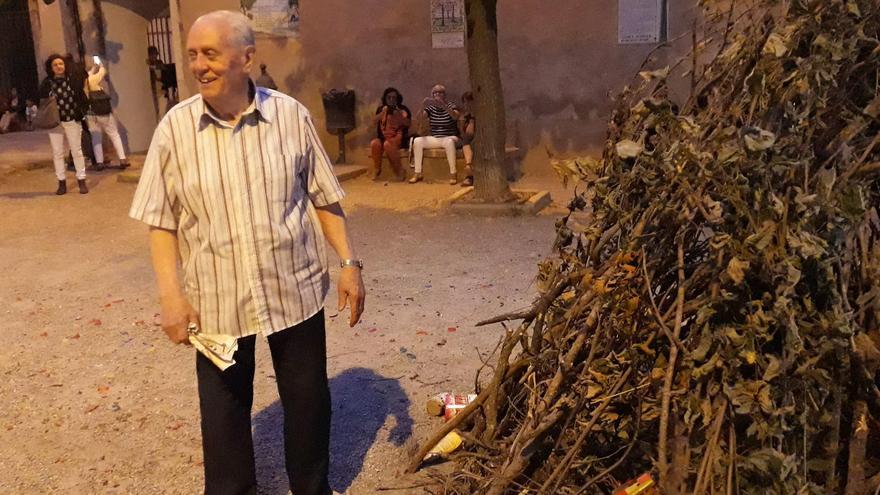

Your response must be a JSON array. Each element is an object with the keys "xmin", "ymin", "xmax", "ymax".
[{"xmin": 196, "ymin": 310, "xmax": 332, "ymax": 495}]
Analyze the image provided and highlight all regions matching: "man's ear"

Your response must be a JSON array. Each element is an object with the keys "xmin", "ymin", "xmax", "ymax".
[{"xmin": 242, "ymin": 45, "xmax": 256, "ymax": 73}]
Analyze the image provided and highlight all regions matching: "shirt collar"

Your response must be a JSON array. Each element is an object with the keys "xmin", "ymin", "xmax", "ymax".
[{"xmin": 198, "ymin": 80, "xmax": 273, "ymax": 130}]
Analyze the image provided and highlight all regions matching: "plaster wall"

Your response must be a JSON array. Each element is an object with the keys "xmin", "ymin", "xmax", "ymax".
[
  {"xmin": 84, "ymin": 2, "xmax": 158, "ymax": 153},
  {"xmin": 32, "ymin": 0, "xmax": 67, "ymax": 80},
  {"xmin": 174, "ymin": 1, "xmax": 698, "ymax": 170}
]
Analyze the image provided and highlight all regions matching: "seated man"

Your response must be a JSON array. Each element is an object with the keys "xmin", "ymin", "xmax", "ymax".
[
  {"xmin": 409, "ymin": 84, "xmax": 460, "ymax": 185},
  {"xmin": 369, "ymin": 87, "xmax": 411, "ymax": 181}
]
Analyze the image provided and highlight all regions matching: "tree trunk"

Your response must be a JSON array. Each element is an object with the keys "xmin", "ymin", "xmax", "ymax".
[
  {"xmin": 91, "ymin": 0, "xmax": 106, "ymax": 57},
  {"xmin": 465, "ymin": 0, "xmax": 512, "ymax": 202},
  {"xmin": 66, "ymin": 0, "xmax": 86, "ymax": 61}
]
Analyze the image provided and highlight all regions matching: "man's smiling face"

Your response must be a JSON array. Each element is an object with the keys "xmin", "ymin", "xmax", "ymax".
[{"xmin": 186, "ymin": 18, "xmax": 252, "ymax": 107}]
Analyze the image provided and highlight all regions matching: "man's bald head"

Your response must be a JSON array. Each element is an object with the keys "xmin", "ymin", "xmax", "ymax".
[
  {"xmin": 187, "ymin": 10, "xmax": 256, "ymax": 114},
  {"xmin": 192, "ymin": 10, "xmax": 255, "ymax": 50}
]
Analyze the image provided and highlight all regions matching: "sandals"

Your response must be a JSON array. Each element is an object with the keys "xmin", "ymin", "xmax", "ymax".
[{"xmin": 462, "ymin": 176, "xmax": 474, "ymax": 187}]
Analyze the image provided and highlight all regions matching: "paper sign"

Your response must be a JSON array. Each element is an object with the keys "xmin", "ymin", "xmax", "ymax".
[
  {"xmin": 241, "ymin": 0, "xmax": 300, "ymax": 37},
  {"xmin": 619, "ymin": 0, "xmax": 664, "ymax": 44},
  {"xmin": 431, "ymin": 0, "xmax": 465, "ymax": 49}
]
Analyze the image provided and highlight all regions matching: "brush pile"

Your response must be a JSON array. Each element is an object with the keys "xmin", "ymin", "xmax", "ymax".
[{"xmin": 407, "ymin": 1, "xmax": 880, "ymax": 493}]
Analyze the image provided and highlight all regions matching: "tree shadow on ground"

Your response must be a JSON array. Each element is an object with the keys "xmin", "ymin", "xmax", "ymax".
[
  {"xmin": 252, "ymin": 367, "xmax": 413, "ymax": 494},
  {"xmin": 0, "ymin": 191, "xmax": 56, "ymax": 199}
]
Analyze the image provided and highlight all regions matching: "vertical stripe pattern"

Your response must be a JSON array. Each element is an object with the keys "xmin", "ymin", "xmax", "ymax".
[{"xmin": 130, "ymin": 87, "xmax": 346, "ymax": 338}]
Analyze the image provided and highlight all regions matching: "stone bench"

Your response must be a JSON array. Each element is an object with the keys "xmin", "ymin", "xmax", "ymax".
[{"xmin": 369, "ymin": 144, "xmax": 521, "ymax": 182}]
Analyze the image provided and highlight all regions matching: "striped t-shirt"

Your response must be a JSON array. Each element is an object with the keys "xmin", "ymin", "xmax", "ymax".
[
  {"xmin": 425, "ymin": 102, "xmax": 459, "ymax": 137},
  {"xmin": 129, "ymin": 87, "xmax": 346, "ymax": 338}
]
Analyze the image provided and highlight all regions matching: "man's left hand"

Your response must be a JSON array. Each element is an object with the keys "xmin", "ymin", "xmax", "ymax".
[{"xmin": 337, "ymin": 267, "xmax": 365, "ymax": 327}]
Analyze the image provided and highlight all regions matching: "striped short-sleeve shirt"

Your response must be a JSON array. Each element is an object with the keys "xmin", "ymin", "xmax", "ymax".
[
  {"xmin": 129, "ymin": 86, "xmax": 346, "ymax": 338},
  {"xmin": 425, "ymin": 102, "xmax": 459, "ymax": 137}
]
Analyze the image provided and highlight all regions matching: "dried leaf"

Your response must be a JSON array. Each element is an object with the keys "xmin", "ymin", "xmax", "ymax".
[
  {"xmin": 742, "ymin": 127, "xmax": 776, "ymax": 151},
  {"xmin": 727, "ymin": 257, "xmax": 750, "ymax": 285},
  {"xmin": 615, "ymin": 139, "xmax": 644, "ymax": 159},
  {"xmin": 762, "ymin": 33, "xmax": 788, "ymax": 57}
]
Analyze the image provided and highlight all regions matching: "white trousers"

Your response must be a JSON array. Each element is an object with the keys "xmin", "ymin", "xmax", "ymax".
[
  {"xmin": 413, "ymin": 136, "xmax": 459, "ymax": 174},
  {"xmin": 87, "ymin": 114, "xmax": 127, "ymax": 163},
  {"xmin": 48, "ymin": 120, "xmax": 86, "ymax": 180}
]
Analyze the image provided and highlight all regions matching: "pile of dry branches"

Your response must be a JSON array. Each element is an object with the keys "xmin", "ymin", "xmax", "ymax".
[{"xmin": 406, "ymin": 1, "xmax": 880, "ymax": 493}]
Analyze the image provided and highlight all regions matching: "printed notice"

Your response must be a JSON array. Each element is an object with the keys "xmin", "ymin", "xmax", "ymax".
[
  {"xmin": 618, "ymin": 0, "xmax": 663, "ymax": 44},
  {"xmin": 431, "ymin": 0, "xmax": 465, "ymax": 49},
  {"xmin": 241, "ymin": 0, "xmax": 300, "ymax": 37}
]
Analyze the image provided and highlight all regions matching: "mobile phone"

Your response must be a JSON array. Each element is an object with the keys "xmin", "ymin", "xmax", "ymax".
[{"xmin": 93, "ymin": 55, "xmax": 101, "ymax": 65}]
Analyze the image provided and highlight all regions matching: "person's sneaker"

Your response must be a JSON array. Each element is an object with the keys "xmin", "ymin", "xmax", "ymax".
[
  {"xmin": 77, "ymin": 179, "xmax": 88, "ymax": 194},
  {"xmin": 55, "ymin": 180, "xmax": 67, "ymax": 195},
  {"xmin": 408, "ymin": 174, "xmax": 423, "ymax": 184}
]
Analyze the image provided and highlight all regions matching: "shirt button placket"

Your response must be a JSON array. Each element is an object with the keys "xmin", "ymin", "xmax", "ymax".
[{"xmin": 233, "ymin": 129, "xmax": 270, "ymax": 332}]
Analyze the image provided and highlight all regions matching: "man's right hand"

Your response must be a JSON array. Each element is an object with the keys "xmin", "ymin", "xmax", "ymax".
[{"xmin": 159, "ymin": 294, "xmax": 199, "ymax": 345}]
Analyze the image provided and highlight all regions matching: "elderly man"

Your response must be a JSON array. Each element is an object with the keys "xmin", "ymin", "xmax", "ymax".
[{"xmin": 130, "ymin": 10, "xmax": 364, "ymax": 495}]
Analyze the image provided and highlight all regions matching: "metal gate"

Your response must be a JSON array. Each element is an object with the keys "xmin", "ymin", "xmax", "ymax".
[{"xmin": 147, "ymin": 16, "xmax": 174, "ymax": 64}]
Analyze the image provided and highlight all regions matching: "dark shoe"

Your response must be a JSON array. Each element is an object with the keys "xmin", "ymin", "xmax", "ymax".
[
  {"xmin": 77, "ymin": 179, "xmax": 88, "ymax": 194},
  {"xmin": 55, "ymin": 180, "xmax": 67, "ymax": 195},
  {"xmin": 462, "ymin": 176, "xmax": 474, "ymax": 187},
  {"xmin": 118, "ymin": 160, "xmax": 130, "ymax": 170}
]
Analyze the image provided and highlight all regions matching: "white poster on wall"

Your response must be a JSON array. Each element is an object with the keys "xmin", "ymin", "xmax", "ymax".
[
  {"xmin": 431, "ymin": 0, "xmax": 465, "ymax": 49},
  {"xmin": 618, "ymin": 0, "xmax": 663, "ymax": 44},
  {"xmin": 241, "ymin": 0, "xmax": 300, "ymax": 37}
]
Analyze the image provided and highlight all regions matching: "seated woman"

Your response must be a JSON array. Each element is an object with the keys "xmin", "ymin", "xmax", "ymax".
[
  {"xmin": 0, "ymin": 87, "xmax": 24, "ymax": 133},
  {"xmin": 409, "ymin": 84, "xmax": 460, "ymax": 185},
  {"xmin": 369, "ymin": 87, "xmax": 411, "ymax": 181},
  {"xmin": 459, "ymin": 91, "xmax": 476, "ymax": 186}
]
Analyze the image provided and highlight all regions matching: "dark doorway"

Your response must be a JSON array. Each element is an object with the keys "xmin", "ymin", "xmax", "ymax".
[{"xmin": 0, "ymin": 0, "xmax": 39, "ymax": 100}]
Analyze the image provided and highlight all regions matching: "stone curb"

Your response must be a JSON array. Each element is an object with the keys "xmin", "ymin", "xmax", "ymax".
[{"xmin": 445, "ymin": 187, "xmax": 552, "ymax": 216}]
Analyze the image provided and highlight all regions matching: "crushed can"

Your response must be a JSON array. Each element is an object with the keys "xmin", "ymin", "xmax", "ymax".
[
  {"xmin": 443, "ymin": 393, "xmax": 478, "ymax": 421},
  {"xmin": 612, "ymin": 472, "xmax": 656, "ymax": 495}
]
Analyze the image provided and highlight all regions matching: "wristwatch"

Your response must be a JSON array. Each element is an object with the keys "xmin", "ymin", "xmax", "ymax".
[{"xmin": 340, "ymin": 259, "xmax": 364, "ymax": 269}]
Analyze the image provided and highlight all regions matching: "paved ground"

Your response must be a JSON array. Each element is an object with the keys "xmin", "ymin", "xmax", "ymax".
[
  {"xmin": 0, "ymin": 130, "xmax": 578, "ymax": 494},
  {"xmin": 0, "ymin": 129, "xmax": 55, "ymax": 175}
]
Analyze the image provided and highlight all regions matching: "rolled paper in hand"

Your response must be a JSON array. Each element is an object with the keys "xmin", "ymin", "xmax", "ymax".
[{"xmin": 187, "ymin": 323, "xmax": 238, "ymax": 371}]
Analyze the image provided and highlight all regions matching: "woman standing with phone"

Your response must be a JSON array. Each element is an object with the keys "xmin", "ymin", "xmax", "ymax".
[
  {"xmin": 85, "ymin": 56, "xmax": 129, "ymax": 170},
  {"xmin": 38, "ymin": 53, "xmax": 89, "ymax": 194}
]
